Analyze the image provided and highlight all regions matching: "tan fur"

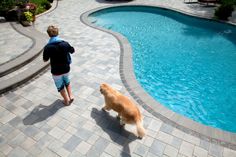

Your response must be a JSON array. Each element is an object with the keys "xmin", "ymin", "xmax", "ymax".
[{"xmin": 100, "ymin": 83, "xmax": 146, "ymax": 138}]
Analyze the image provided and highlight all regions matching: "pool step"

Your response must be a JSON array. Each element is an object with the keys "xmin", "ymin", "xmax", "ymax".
[
  {"xmin": 0, "ymin": 22, "xmax": 49, "ymax": 95},
  {"xmin": 0, "ymin": 22, "xmax": 47, "ymax": 77}
]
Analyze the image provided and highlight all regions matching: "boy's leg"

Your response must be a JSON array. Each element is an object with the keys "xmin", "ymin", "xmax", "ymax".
[
  {"xmin": 60, "ymin": 88, "xmax": 70, "ymax": 105},
  {"xmin": 66, "ymin": 84, "xmax": 74, "ymax": 100},
  {"xmin": 53, "ymin": 74, "xmax": 70, "ymax": 105},
  {"xmin": 63, "ymin": 73, "xmax": 74, "ymax": 102}
]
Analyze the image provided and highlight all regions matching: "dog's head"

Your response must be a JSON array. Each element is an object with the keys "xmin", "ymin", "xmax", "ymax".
[{"xmin": 100, "ymin": 83, "xmax": 109, "ymax": 95}]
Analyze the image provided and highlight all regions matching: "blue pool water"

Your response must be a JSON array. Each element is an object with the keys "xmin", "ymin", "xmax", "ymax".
[{"xmin": 89, "ymin": 6, "xmax": 236, "ymax": 132}]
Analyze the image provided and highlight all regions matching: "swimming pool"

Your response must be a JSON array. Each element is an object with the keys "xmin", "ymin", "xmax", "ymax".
[{"xmin": 88, "ymin": 6, "xmax": 236, "ymax": 133}]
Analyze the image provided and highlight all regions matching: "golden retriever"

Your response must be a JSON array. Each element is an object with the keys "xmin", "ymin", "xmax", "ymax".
[{"xmin": 100, "ymin": 83, "xmax": 146, "ymax": 138}]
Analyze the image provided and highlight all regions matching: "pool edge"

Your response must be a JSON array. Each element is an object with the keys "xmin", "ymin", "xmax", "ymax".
[{"xmin": 80, "ymin": 4, "xmax": 236, "ymax": 150}]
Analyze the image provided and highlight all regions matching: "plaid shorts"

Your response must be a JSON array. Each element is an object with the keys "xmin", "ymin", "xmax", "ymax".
[{"xmin": 52, "ymin": 73, "xmax": 70, "ymax": 92}]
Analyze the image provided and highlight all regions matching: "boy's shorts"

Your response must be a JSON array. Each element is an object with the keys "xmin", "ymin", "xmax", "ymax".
[{"xmin": 52, "ymin": 73, "xmax": 70, "ymax": 92}]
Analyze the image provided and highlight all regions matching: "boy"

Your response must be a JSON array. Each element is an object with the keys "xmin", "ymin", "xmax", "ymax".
[{"xmin": 43, "ymin": 25, "xmax": 75, "ymax": 105}]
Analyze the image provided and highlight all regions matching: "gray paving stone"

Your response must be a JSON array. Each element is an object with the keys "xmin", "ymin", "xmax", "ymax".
[
  {"xmin": 22, "ymin": 113, "xmax": 39, "ymax": 126},
  {"xmin": 223, "ymin": 148, "xmax": 236, "ymax": 157},
  {"xmin": 71, "ymin": 116, "xmax": 87, "ymax": 129},
  {"xmin": 21, "ymin": 137, "xmax": 36, "ymax": 150},
  {"xmin": 143, "ymin": 136, "xmax": 154, "ymax": 147},
  {"xmin": 75, "ymin": 127, "xmax": 93, "ymax": 141},
  {"xmin": 122, "ymin": 138, "xmax": 139, "ymax": 155},
  {"xmin": 133, "ymin": 142, "xmax": 149, "ymax": 156},
  {"xmin": 35, "ymin": 134, "xmax": 54, "ymax": 148},
  {"xmin": 8, "ymin": 132, "xmax": 27, "ymax": 148},
  {"xmin": 194, "ymin": 146, "xmax": 208, "ymax": 157},
  {"xmin": 102, "ymin": 129, "xmax": 120, "ymax": 142},
  {"xmin": 56, "ymin": 147, "xmax": 70, "ymax": 157},
  {"xmin": 156, "ymin": 131, "xmax": 174, "ymax": 145},
  {"xmin": 105, "ymin": 143, "xmax": 123, "ymax": 157},
  {"xmin": 209, "ymin": 143, "xmax": 223, "ymax": 157},
  {"xmin": 5, "ymin": 93, "xmax": 18, "ymax": 102},
  {"xmin": 0, "ymin": 144, "xmax": 13, "ymax": 156},
  {"xmin": 63, "ymin": 135, "xmax": 82, "ymax": 152},
  {"xmin": 0, "ymin": 136, "xmax": 7, "ymax": 147},
  {"xmin": 3, "ymin": 104, "xmax": 16, "ymax": 113},
  {"xmin": 93, "ymin": 137, "xmax": 110, "ymax": 151},
  {"xmin": 57, "ymin": 119, "xmax": 71, "ymax": 130},
  {"xmin": 100, "ymin": 152, "xmax": 113, "ymax": 157},
  {"xmin": 69, "ymin": 150, "xmax": 85, "ymax": 157},
  {"xmin": 200, "ymin": 139, "xmax": 210, "ymax": 150},
  {"xmin": 28, "ymin": 145, "xmax": 43, "ymax": 156},
  {"xmin": 115, "ymin": 135, "xmax": 129, "ymax": 146},
  {"xmin": 0, "ymin": 110, "xmax": 16, "ymax": 124},
  {"xmin": 160, "ymin": 123, "xmax": 174, "ymax": 134},
  {"xmin": 0, "ymin": 152, "xmax": 6, "ymax": 157},
  {"xmin": 86, "ymin": 146, "xmax": 102, "ymax": 157},
  {"xmin": 22, "ymin": 126, "xmax": 40, "ymax": 137},
  {"xmin": 82, "ymin": 120, "xmax": 95, "ymax": 131},
  {"xmin": 179, "ymin": 141, "xmax": 194, "ymax": 157},
  {"xmin": 5, "ymin": 129, "xmax": 21, "ymax": 141},
  {"xmin": 146, "ymin": 152, "xmax": 160, "ymax": 157},
  {"xmin": 76, "ymin": 141, "xmax": 92, "ymax": 155},
  {"xmin": 21, "ymin": 101, "xmax": 34, "ymax": 110},
  {"xmin": 48, "ymin": 139, "xmax": 64, "ymax": 153},
  {"xmin": 48, "ymin": 127, "xmax": 65, "ymax": 139},
  {"xmin": 87, "ymin": 134, "xmax": 100, "ymax": 145},
  {"xmin": 149, "ymin": 139, "xmax": 166, "ymax": 156},
  {"xmin": 38, "ymin": 148, "xmax": 59, "ymax": 157},
  {"xmin": 171, "ymin": 136, "xmax": 183, "ymax": 149},
  {"xmin": 8, "ymin": 116, "xmax": 23, "ymax": 127},
  {"xmin": 8, "ymin": 147, "xmax": 28, "ymax": 157},
  {"xmin": 164, "ymin": 145, "xmax": 178, "ymax": 157},
  {"xmin": 0, "ymin": 123, "xmax": 15, "ymax": 136},
  {"xmin": 37, "ymin": 122, "xmax": 51, "ymax": 132}
]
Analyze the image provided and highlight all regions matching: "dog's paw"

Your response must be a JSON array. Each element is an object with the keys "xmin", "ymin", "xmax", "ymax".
[
  {"xmin": 116, "ymin": 115, "xmax": 121, "ymax": 120},
  {"xmin": 102, "ymin": 107, "xmax": 106, "ymax": 112},
  {"xmin": 120, "ymin": 120, "xmax": 125, "ymax": 126}
]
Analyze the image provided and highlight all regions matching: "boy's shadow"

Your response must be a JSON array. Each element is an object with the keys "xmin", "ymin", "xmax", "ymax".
[
  {"xmin": 23, "ymin": 99, "xmax": 64, "ymax": 125},
  {"xmin": 91, "ymin": 108, "xmax": 138, "ymax": 157}
]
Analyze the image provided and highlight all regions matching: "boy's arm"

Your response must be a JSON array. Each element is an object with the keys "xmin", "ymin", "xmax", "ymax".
[
  {"xmin": 64, "ymin": 41, "xmax": 75, "ymax": 54},
  {"xmin": 43, "ymin": 46, "xmax": 50, "ymax": 62},
  {"xmin": 69, "ymin": 45, "xmax": 75, "ymax": 54}
]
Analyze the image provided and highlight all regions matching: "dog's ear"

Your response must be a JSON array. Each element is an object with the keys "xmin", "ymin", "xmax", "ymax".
[{"xmin": 100, "ymin": 83, "xmax": 106, "ymax": 89}]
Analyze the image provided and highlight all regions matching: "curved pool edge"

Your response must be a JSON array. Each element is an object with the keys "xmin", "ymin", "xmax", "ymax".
[{"xmin": 80, "ymin": 4, "xmax": 236, "ymax": 150}]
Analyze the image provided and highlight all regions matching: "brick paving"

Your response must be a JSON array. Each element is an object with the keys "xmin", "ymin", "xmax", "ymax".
[{"xmin": 1, "ymin": 0, "xmax": 236, "ymax": 157}]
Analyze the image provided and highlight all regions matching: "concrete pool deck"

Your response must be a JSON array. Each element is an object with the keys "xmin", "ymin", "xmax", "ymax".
[{"xmin": 1, "ymin": 0, "xmax": 236, "ymax": 156}]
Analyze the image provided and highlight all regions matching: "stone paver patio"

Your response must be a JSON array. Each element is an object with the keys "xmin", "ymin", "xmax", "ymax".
[{"xmin": 0, "ymin": 0, "xmax": 236, "ymax": 157}]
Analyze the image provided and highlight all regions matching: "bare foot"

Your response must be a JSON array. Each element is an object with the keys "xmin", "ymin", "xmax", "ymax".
[
  {"xmin": 63, "ymin": 100, "xmax": 70, "ymax": 106},
  {"xmin": 69, "ymin": 97, "xmax": 74, "ymax": 104}
]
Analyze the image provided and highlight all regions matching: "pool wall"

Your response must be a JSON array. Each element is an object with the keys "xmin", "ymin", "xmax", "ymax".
[{"xmin": 81, "ymin": 4, "xmax": 236, "ymax": 150}]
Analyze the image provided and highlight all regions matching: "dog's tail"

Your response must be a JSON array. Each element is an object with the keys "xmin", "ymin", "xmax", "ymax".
[{"xmin": 136, "ymin": 120, "xmax": 146, "ymax": 138}]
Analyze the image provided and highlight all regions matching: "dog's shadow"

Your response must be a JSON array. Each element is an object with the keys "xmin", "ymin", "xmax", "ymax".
[
  {"xmin": 23, "ymin": 99, "xmax": 64, "ymax": 125},
  {"xmin": 91, "ymin": 108, "xmax": 138, "ymax": 157}
]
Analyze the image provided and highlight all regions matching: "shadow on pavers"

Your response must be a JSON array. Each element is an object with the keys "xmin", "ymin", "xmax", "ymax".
[
  {"xmin": 23, "ymin": 99, "xmax": 64, "ymax": 125},
  {"xmin": 91, "ymin": 108, "xmax": 138, "ymax": 157}
]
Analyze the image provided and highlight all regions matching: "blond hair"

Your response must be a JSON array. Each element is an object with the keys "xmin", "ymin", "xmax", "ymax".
[{"xmin": 47, "ymin": 25, "xmax": 59, "ymax": 37}]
